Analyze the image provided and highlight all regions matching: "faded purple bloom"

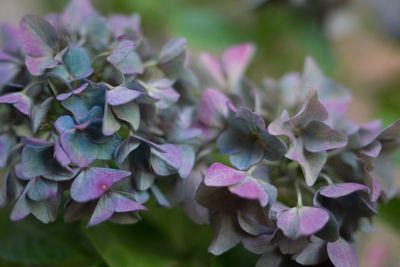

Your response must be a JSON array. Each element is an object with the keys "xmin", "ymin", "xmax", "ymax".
[
  {"xmin": 20, "ymin": 14, "xmax": 65, "ymax": 75},
  {"xmin": 269, "ymin": 90, "xmax": 347, "ymax": 186},
  {"xmin": 204, "ymin": 163, "xmax": 276, "ymax": 207},
  {"xmin": 217, "ymin": 107, "xmax": 287, "ymax": 170},
  {"xmin": 0, "ymin": 1, "xmax": 398, "ymax": 263}
]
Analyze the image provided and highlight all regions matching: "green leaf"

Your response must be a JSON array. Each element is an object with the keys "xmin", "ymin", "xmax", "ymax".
[
  {"xmin": 379, "ymin": 197, "xmax": 400, "ymax": 233},
  {"xmin": 0, "ymin": 209, "xmax": 99, "ymax": 266},
  {"xmin": 85, "ymin": 221, "xmax": 178, "ymax": 267}
]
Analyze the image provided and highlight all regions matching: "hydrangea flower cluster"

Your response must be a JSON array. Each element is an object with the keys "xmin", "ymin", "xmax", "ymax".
[{"xmin": 0, "ymin": 1, "xmax": 399, "ymax": 266}]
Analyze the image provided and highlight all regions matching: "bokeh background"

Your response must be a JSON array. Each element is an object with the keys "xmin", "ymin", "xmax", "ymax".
[{"xmin": 0, "ymin": 0, "xmax": 400, "ymax": 266}]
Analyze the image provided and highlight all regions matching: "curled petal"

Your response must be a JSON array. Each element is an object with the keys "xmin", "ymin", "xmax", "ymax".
[
  {"xmin": 277, "ymin": 206, "xmax": 330, "ymax": 239},
  {"xmin": 319, "ymin": 183, "xmax": 370, "ymax": 199},
  {"xmin": 0, "ymin": 93, "xmax": 31, "ymax": 115},
  {"xmin": 291, "ymin": 90, "xmax": 328, "ymax": 128}
]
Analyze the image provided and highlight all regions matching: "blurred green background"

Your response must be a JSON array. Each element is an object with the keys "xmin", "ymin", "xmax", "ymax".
[{"xmin": 1, "ymin": 0, "xmax": 400, "ymax": 266}]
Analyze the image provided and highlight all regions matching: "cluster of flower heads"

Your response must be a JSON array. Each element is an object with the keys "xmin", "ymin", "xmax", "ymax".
[{"xmin": 0, "ymin": 1, "xmax": 399, "ymax": 266}]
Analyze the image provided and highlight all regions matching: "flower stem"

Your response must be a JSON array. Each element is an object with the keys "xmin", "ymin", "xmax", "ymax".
[{"xmin": 295, "ymin": 180, "xmax": 303, "ymax": 207}]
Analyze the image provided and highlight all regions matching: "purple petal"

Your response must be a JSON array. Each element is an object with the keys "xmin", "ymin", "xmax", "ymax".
[
  {"xmin": 71, "ymin": 167, "xmax": 131, "ymax": 202},
  {"xmin": 27, "ymin": 177, "xmax": 58, "ymax": 201},
  {"xmin": 55, "ymin": 115, "xmax": 76, "ymax": 133},
  {"xmin": 277, "ymin": 206, "xmax": 330, "ymax": 239},
  {"xmin": 222, "ymin": 43, "xmax": 255, "ymax": 90},
  {"xmin": 109, "ymin": 14, "xmax": 142, "ymax": 38},
  {"xmin": 208, "ymin": 213, "xmax": 242, "ymax": 255},
  {"xmin": 150, "ymin": 87, "xmax": 180, "ymax": 109},
  {"xmin": 112, "ymin": 102, "xmax": 140, "ymax": 131},
  {"xmin": 268, "ymin": 110, "xmax": 294, "ymax": 139},
  {"xmin": 294, "ymin": 237, "xmax": 327, "ymax": 265},
  {"xmin": 20, "ymin": 14, "xmax": 60, "ymax": 57},
  {"xmin": 0, "ymin": 135, "xmax": 15, "ymax": 168},
  {"xmin": 327, "ymin": 238, "xmax": 359, "ymax": 267},
  {"xmin": 320, "ymin": 183, "xmax": 370, "ymax": 199},
  {"xmin": 198, "ymin": 88, "xmax": 231, "ymax": 128},
  {"xmin": 228, "ymin": 178, "xmax": 268, "ymax": 206},
  {"xmin": 287, "ymin": 137, "xmax": 327, "ymax": 186},
  {"xmin": 150, "ymin": 144, "xmax": 183, "ymax": 176},
  {"xmin": 10, "ymin": 186, "xmax": 30, "ymax": 221},
  {"xmin": 0, "ymin": 51, "xmax": 20, "ymax": 62},
  {"xmin": 102, "ymin": 103, "xmax": 121, "ymax": 136},
  {"xmin": 56, "ymin": 83, "xmax": 89, "ymax": 101},
  {"xmin": 54, "ymin": 137, "xmax": 71, "ymax": 167},
  {"xmin": 302, "ymin": 121, "xmax": 348, "ymax": 153},
  {"xmin": 21, "ymin": 137, "xmax": 52, "ymax": 146},
  {"xmin": 1, "ymin": 24, "xmax": 21, "ymax": 54},
  {"xmin": 107, "ymin": 39, "xmax": 143, "ymax": 75},
  {"xmin": 178, "ymin": 145, "xmax": 195, "ymax": 178},
  {"xmin": 106, "ymin": 86, "xmax": 142, "ymax": 106},
  {"xmin": 56, "ymin": 92, "xmax": 73, "ymax": 101},
  {"xmin": 159, "ymin": 37, "xmax": 186, "ymax": 64},
  {"xmin": 291, "ymin": 90, "xmax": 328, "ymax": 128},
  {"xmin": 349, "ymin": 120, "xmax": 381, "ymax": 148},
  {"xmin": 32, "ymin": 97, "xmax": 53, "ymax": 132},
  {"xmin": 61, "ymin": 0, "xmax": 96, "ymax": 32},
  {"xmin": 368, "ymin": 174, "xmax": 381, "ymax": 202},
  {"xmin": 0, "ymin": 92, "xmax": 21, "ymax": 104},
  {"xmin": 255, "ymin": 252, "xmax": 282, "ymax": 267},
  {"xmin": 114, "ymin": 137, "xmax": 141, "ymax": 164},
  {"xmin": 199, "ymin": 53, "xmax": 225, "ymax": 88},
  {"xmin": 378, "ymin": 119, "xmax": 400, "ymax": 141},
  {"xmin": 359, "ymin": 141, "xmax": 382, "ymax": 158},
  {"xmin": 204, "ymin": 163, "xmax": 246, "ymax": 187},
  {"xmin": 158, "ymin": 38, "xmax": 187, "ymax": 79},
  {"xmin": 25, "ymin": 55, "xmax": 58, "ymax": 76},
  {"xmin": 88, "ymin": 192, "xmax": 145, "ymax": 226},
  {"xmin": 0, "ymin": 61, "xmax": 19, "ymax": 86},
  {"xmin": 0, "ymin": 92, "xmax": 31, "ymax": 115}
]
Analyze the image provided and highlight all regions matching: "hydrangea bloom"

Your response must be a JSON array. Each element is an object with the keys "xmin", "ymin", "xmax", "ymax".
[{"xmin": 0, "ymin": 1, "xmax": 399, "ymax": 266}]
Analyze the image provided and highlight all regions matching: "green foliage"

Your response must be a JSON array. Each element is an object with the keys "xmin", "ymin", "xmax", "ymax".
[
  {"xmin": 379, "ymin": 197, "xmax": 400, "ymax": 232},
  {"xmin": 0, "ymin": 210, "xmax": 100, "ymax": 266}
]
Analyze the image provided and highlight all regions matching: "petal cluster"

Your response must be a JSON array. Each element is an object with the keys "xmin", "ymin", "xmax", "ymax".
[{"xmin": 0, "ymin": 1, "xmax": 398, "ymax": 266}]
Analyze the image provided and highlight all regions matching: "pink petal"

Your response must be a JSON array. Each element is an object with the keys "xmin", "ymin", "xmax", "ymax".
[
  {"xmin": 320, "ymin": 183, "xmax": 370, "ymax": 198},
  {"xmin": 204, "ymin": 163, "xmax": 246, "ymax": 187},
  {"xmin": 228, "ymin": 178, "xmax": 268, "ymax": 206},
  {"xmin": 197, "ymin": 88, "xmax": 231, "ymax": 127},
  {"xmin": 221, "ymin": 43, "xmax": 255, "ymax": 90},
  {"xmin": 199, "ymin": 53, "xmax": 225, "ymax": 88},
  {"xmin": 327, "ymin": 238, "xmax": 359, "ymax": 267}
]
